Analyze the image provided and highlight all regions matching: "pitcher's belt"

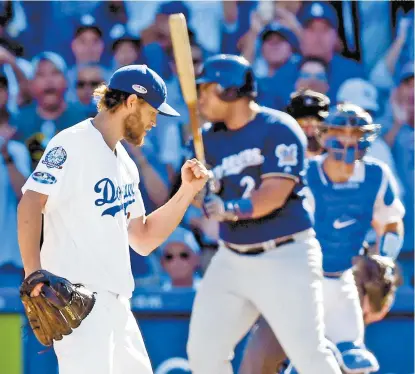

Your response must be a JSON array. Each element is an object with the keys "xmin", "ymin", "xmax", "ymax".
[{"xmin": 223, "ymin": 235, "xmax": 295, "ymax": 256}]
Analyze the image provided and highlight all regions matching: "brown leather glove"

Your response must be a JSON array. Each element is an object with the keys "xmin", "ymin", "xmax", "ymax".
[{"xmin": 20, "ymin": 270, "xmax": 96, "ymax": 346}]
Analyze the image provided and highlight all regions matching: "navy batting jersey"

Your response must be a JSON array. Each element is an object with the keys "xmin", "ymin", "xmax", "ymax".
[
  {"xmin": 191, "ymin": 107, "xmax": 312, "ymax": 245},
  {"xmin": 307, "ymin": 155, "xmax": 405, "ymax": 273}
]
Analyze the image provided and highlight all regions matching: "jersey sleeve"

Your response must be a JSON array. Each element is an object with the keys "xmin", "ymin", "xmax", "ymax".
[
  {"xmin": 261, "ymin": 120, "xmax": 307, "ymax": 182},
  {"xmin": 129, "ymin": 183, "xmax": 146, "ymax": 219},
  {"xmin": 373, "ymin": 163, "xmax": 405, "ymax": 226},
  {"xmin": 22, "ymin": 133, "xmax": 75, "ymax": 200}
]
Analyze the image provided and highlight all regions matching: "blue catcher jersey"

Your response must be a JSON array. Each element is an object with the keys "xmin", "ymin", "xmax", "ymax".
[
  {"xmin": 307, "ymin": 155, "xmax": 405, "ymax": 273},
  {"xmin": 195, "ymin": 107, "xmax": 313, "ymax": 245}
]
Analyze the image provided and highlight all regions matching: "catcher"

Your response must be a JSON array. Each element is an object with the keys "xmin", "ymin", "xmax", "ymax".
[{"xmin": 239, "ymin": 102, "xmax": 405, "ymax": 374}]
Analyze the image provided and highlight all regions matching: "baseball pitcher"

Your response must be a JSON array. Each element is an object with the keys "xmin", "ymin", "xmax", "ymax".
[
  {"xmin": 17, "ymin": 64, "xmax": 209, "ymax": 374},
  {"xmin": 186, "ymin": 55, "xmax": 342, "ymax": 374}
]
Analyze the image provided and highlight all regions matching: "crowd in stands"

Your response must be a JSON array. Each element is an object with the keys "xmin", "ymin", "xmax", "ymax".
[{"xmin": 0, "ymin": 0, "xmax": 413, "ymax": 290}]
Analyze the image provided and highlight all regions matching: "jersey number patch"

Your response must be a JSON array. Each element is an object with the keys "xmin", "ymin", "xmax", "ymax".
[{"xmin": 240, "ymin": 176, "xmax": 256, "ymax": 198}]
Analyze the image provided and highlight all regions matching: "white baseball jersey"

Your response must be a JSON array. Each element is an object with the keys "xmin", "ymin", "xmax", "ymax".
[{"xmin": 22, "ymin": 119, "xmax": 145, "ymax": 297}]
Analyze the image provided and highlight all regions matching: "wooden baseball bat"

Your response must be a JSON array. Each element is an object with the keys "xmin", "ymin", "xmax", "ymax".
[{"xmin": 169, "ymin": 13, "xmax": 206, "ymax": 165}]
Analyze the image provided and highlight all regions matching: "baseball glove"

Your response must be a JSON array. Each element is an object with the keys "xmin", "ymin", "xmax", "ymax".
[
  {"xmin": 20, "ymin": 270, "xmax": 96, "ymax": 346},
  {"xmin": 353, "ymin": 254, "xmax": 402, "ymax": 313}
]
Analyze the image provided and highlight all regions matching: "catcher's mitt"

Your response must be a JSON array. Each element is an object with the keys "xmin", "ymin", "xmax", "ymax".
[
  {"xmin": 20, "ymin": 270, "xmax": 96, "ymax": 346},
  {"xmin": 353, "ymin": 254, "xmax": 402, "ymax": 313}
]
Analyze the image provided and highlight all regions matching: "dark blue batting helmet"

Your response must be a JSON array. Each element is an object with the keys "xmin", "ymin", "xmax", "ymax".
[{"xmin": 196, "ymin": 54, "xmax": 257, "ymax": 102}]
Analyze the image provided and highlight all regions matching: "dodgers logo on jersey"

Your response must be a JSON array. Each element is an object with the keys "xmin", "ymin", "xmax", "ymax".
[
  {"xmin": 31, "ymin": 171, "xmax": 57, "ymax": 185},
  {"xmin": 275, "ymin": 144, "xmax": 298, "ymax": 167},
  {"xmin": 94, "ymin": 178, "xmax": 136, "ymax": 217},
  {"xmin": 42, "ymin": 146, "xmax": 67, "ymax": 169}
]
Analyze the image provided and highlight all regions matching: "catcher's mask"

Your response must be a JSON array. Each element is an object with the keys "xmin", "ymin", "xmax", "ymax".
[{"xmin": 319, "ymin": 103, "xmax": 380, "ymax": 164}]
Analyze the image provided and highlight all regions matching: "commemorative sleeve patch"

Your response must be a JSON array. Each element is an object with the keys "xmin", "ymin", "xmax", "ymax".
[
  {"xmin": 275, "ymin": 144, "xmax": 298, "ymax": 167},
  {"xmin": 42, "ymin": 146, "xmax": 67, "ymax": 169},
  {"xmin": 31, "ymin": 172, "xmax": 57, "ymax": 185}
]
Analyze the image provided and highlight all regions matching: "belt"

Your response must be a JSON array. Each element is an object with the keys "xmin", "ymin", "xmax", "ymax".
[{"xmin": 224, "ymin": 236, "xmax": 295, "ymax": 256}]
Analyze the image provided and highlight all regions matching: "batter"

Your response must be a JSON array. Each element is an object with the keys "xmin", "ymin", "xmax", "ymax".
[{"xmin": 186, "ymin": 54, "xmax": 342, "ymax": 374}]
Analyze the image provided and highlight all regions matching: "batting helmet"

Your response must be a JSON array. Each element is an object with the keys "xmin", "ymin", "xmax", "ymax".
[
  {"xmin": 196, "ymin": 54, "xmax": 257, "ymax": 102},
  {"xmin": 286, "ymin": 89, "xmax": 330, "ymax": 121},
  {"xmin": 320, "ymin": 103, "xmax": 380, "ymax": 164}
]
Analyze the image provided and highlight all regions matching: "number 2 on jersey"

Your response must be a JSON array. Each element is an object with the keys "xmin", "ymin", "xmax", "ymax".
[{"xmin": 240, "ymin": 176, "xmax": 256, "ymax": 198}]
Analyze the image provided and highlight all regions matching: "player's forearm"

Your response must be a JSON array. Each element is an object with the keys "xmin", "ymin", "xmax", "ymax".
[
  {"xmin": 129, "ymin": 184, "xmax": 196, "ymax": 255},
  {"xmin": 17, "ymin": 193, "xmax": 44, "ymax": 276},
  {"xmin": 250, "ymin": 186, "xmax": 289, "ymax": 219}
]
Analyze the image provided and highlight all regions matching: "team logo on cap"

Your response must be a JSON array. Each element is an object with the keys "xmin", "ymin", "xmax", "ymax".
[
  {"xmin": 132, "ymin": 84, "xmax": 148, "ymax": 94},
  {"xmin": 311, "ymin": 3, "xmax": 324, "ymax": 16}
]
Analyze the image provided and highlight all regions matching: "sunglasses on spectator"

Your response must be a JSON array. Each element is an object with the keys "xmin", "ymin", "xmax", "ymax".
[
  {"xmin": 76, "ymin": 80, "xmax": 101, "ymax": 89},
  {"xmin": 299, "ymin": 72, "xmax": 327, "ymax": 82},
  {"xmin": 164, "ymin": 252, "xmax": 191, "ymax": 261}
]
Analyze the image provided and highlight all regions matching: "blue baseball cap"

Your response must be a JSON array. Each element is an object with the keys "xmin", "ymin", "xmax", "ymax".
[
  {"xmin": 157, "ymin": 1, "xmax": 190, "ymax": 21},
  {"xmin": 108, "ymin": 64, "xmax": 179, "ymax": 117},
  {"xmin": 260, "ymin": 22, "xmax": 300, "ymax": 52},
  {"xmin": 398, "ymin": 62, "xmax": 414, "ymax": 84},
  {"xmin": 32, "ymin": 52, "xmax": 67, "ymax": 78},
  {"xmin": 159, "ymin": 227, "xmax": 201, "ymax": 255},
  {"xmin": 300, "ymin": 2, "xmax": 338, "ymax": 30}
]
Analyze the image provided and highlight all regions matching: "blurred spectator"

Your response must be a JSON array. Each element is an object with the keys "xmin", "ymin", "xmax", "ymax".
[
  {"xmin": 384, "ymin": 63, "xmax": 414, "ymax": 252},
  {"xmin": 273, "ymin": 1, "xmax": 364, "ymax": 106},
  {"xmin": 244, "ymin": 22, "xmax": 298, "ymax": 79},
  {"xmin": 0, "ymin": 73, "xmax": 30, "ymax": 270},
  {"xmin": 74, "ymin": 63, "xmax": 105, "ymax": 117},
  {"xmin": 67, "ymin": 15, "xmax": 110, "ymax": 102},
  {"xmin": 370, "ymin": 13, "xmax": 412, "ymax": 93},
  {"xmin": 70, "ymin": 15, "xmax": 105, "ymax": 65},
  {"xmin": 0, "ymin": 45, "xmax": 31, "ymax": 114},
  {"xmin": 336, "ymin": 78, "xmax": 402, "ymax": 192},
  {"xmin": 0, "ymin": 1, "xmax": 25, "ymax": 57},
  {"xmin": 141, "ymin": 1, "xmax": 190, "ymax": 50},
  {"xmin": 11, "ymin": 52, "xmax": 85, "ymax": 166},
  {"xmin": 159, "ymin": 227, "xmax": 201, "ymax": 290},
  {"xmin": 140, "ymin": 1, "xmax": 193, "ymax": 80},
  {"xmin": 111, "ymin": 27, "xmax": 143, "ymax": 69},
  {"xmin": 295, "ymin": 57, "xmax": 328, "ymax": 94}
]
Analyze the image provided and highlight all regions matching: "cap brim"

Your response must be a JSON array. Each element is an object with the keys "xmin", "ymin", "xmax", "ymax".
[
  {"xmin": 195, "ymin": 76, "xmax": 212, "ymax": 84},
  {"xmin": 158, "ymin": 102, "xmax": 180, "ymax": 117}
]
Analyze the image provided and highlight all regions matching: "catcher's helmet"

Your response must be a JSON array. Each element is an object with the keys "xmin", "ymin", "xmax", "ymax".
[
  {"xmin": 286, "ymin": 89, "xmax": 330, "ymax": 121},
  {"xmin": 196, "ymin": 54, "xmax": 257, "ymax": 102},
  {"xmin": 320, "ymin": 103, "xmax": 380, "ymax": 164}
]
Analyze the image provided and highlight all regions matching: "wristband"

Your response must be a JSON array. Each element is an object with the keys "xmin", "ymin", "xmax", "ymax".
[
  {"xmin": 225, "ymin": 198, "xmax": 254, "ymax": 220},
  {"xmin": 379, "ymin": 232, "xmax": 403, "ymax": 260}
]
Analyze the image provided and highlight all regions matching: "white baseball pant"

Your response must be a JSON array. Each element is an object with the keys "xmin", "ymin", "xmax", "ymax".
[
  {"xmin": 323, "ymin": 269, "xmax": 365, "ymax": 345},
  {"xmin": 53, "ymin": 287, "xmax": 153, "ymax": 374},
  {"xmin": 187, "ymin": 229, "xmax": 342, "ymax": 374}
]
